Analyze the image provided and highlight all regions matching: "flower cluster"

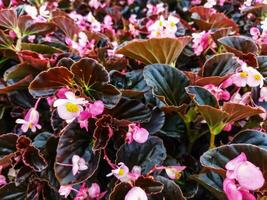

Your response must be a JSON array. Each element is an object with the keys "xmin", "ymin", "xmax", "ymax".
[{"xmin": 223, "ymin": 153, "xmax": 265, "ymax": 200}]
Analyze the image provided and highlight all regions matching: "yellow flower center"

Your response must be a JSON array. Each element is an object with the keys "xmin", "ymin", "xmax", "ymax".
[
  {"xmin": 175, "ymin": 172, "xmax": 182, "ymax": 179},
  {"xmin": 159, "ymin": 21, "xmax": 163, "ymax": 27},
  {"xmin": 254, "ymin": 74, "xmax": 261, "ymax": 80},
  {"xmin": 29, "ymin": 123, "xmax": 33, "ymax": 129},
  {"xmin": 170, "ymin": 22, "xmax": 176, "ymax": 27},
  {"xmin": 65, "ymin": 103, "xmax": 79, "ymax": 113},
  {"xmin": 240, "ymin": 71, "xmax": 248, "ymax": 78},
  {"xmin": 118, "ymin": 168, "xmax": 124, "ymax": 176}
]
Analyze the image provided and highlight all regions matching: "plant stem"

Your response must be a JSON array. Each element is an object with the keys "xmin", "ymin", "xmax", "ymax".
[{"xmin": 209, "ymin": 133, "xmax": 216, "ymax": 149}]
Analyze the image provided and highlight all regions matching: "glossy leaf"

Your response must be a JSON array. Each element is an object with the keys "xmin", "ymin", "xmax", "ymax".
[
  {"xmin": 0, "ymin": 9, "xmax": 17, "ymax": 29},
  {"xmin": 222, "ymin": 103, "xmax": 264, "ymax": 123},
  {"xmin": 21, "ymin": 43, "xmax": 63, "ymax": 54},
  {"xmin": 108, "ymin": 97, "xmax": 151, "ymax": 122},
  {"xmin": 29, "ymin": 67, "xmax": 74, "ymax": 98},
  {"xmin": 190, "ymin": 6, "xmax": 239, "ymax": 32},
  {"xmin": 116, "ymin": 37, "xmax": 191, "ymax": 64},
  {"xmin": 52, "ymin": 16, "xmax": 80, "ymax": 39},
  {"xmin": 70, "ymin": 58, "xmax": 109, "ymax": 88},
  {"xmin": 202, "ymin": 53, "xmax": 239, "ymax": 77},
  {"xmin": 0, "ymin": 182, "xmax": 26, "ymax": 200},
  {"xmin": 32, "ymin": 132, "xmax": 53, "ymax": 149},
  {"xmin": 54, "ymin": 122, "xmax": 101, "ymax": 185},
  {"xmin": 109, "ymin": 182, "xmax": 132, "ymax": 200},
  {"xmin": 257, "ymin": 55, "xmax": 267, "ymax": 77},
  {"xmin": 143, "ymin": 64, "xmax": 189, "ymax": 106},
  {"xmin": 116, "ymin": 136, "xmax": 167, "ymax": 174},
  {"xmin": 185, "ymin": 86, "xmax": 219, "ymax": 107},
  {"xmin": 191, "ymin": 172, "xmax": 225, "ymax": 200},
  {"xmin": 93, "ymin": 115, "xmax": 114, "ymax": 151},
  {"xmin": 135, "ymin": 176, "xmax": 163, "ymax": 195},
  {"xmin": 22, "ymin": 146, "xmax": 48, "ymax": 172},
  {"xmin": 0, "ymin": 133, "xmax": 18, "ymax": 165},
  {"xmin": 0, "ymin": 30, "xmax": 14, "ymax": 49},
  {"xmin": 200, "ymin": 143, "xmax": 267, "ymax": 190},
  {"xmin": 152, "ymin": 176, "xmax": 186, "ymax": 200},
  {"xmin": 218, "ymin": 36, "xmax": 258, "ymax": 56},
  {"xmin": 231, "ymin": 130, "xmax": 267, "ymax": 150}
]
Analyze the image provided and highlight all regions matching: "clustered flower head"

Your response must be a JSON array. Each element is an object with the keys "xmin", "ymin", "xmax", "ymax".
[
  {"xmin": 223, "ymin": 153, "xmax": 265, "ymax": 200},
  {"xmin": 231, "ymin": 60, "xmax": 264, "ymax": 88},
  {"xmin": 53, "ymin": 89, "xmax": 104, "ymax": 130},
  {"xmin": 192, "ymin": 31, "xmax": 216, "ymax": 56},
  {"xmin": 147, "ymin": 15, "xmax": 180, "ymax": 38}
]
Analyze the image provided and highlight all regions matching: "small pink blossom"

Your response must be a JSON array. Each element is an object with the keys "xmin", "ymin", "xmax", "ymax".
[
  {"xmin": 250, "ymin": 27, "xmax": 260, "ymax": 41},
  {"xmin": 165, "ymin": 166, "xmax": 186, "ymax": 180},
  {"xmin": 259, "ymin": 87, "xmax": 267, "ymax": 102},
  {"xmin": 146, "ymin": 3, "xmax": 165, "ymax": 16},
  {"xmin": 89, "ymin": 0, "xmax": 102, "ymax": 9},
  {"xmin": 0, "ymin": 166, "xmax": 6, "ymax": 187},
  {"xmin": 124, "ymin": 187, "xmax": 148, "ymax": 200},
  {"xmin": 106, "ymin": 162, "xmax": 130, "ymax": 182},
  {"xmin": 59, "ymin": 185, "xmax": 73, "ymax": 198},
  {"xmin": 128, "ymin": 165, "xmax": 141, "ymax": 181},
  {"xmin": 16, "ymin": 108, "xmax": 41, "ymax": 133},
  {"xmin": 126, "ymin": 123, "xmax": 149, "ymax": 144},
  {"xmin": 88, "ymin": 183, "xmax": 106, "ymax": 199},
  {"xmin": 223, "ymin": 153, "xmax": 265, "ymax": 199},
  {"xmin": 72, "ymin": 155, "xmax": 88, "ymax": 176},
  {"xmin": 191, "ymin": 0, "xmax": 202, "ymax": 5},
  {"xmin": 77, "ymin": 100, "xmax": 104, "ymax": 131},
  {"xmin": 204, "ymin": 0, "xmax": 216, "ymax": 8},
  {"xmin": 231, "ymin": 64, "xmax": 264, "ymax": 88},
  {"xmin": 203, "ymin": 84, "xmax": 230, "ymax": 101}
]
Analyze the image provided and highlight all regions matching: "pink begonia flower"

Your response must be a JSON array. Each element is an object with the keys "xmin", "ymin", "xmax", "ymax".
[
  {"xmin": 106, "ymin": 162, "xmax": 130, "ymax": 182},
  {"xmin": 128, "ymin": 165, "xmax": 141, "ymax": 181},
  {"xmin": 128, "ymin": 0, "xmax": 135, "ymax": 5},
  {"xmin": 231, "ymin": 64, "xmax": 264, "ymax": 88},
  {"xmin": 124, "ymin": 187, "xmax": 148, "ymax": 200},
  {"xmin": 16, "ymin": 108, "xmax": 42, "ymax": 133},
  {"xmin": 192, "ymin": 31, "xmax": 215, "ymax": 56},
  {"xmin": 203, "ymin": 84, "xmax": 230, "ymax": 101},
  {"xmin": 165, "ymin": 166, "xmax": 186, "ymax": 180},
  {"xmin": 103, "ymin": 15, "xmax": 113, "ymax": 30},
  {"xmin": 204, "ymin": 0, "xmax": 216, "ymax": 8},
  {"xmin": 191, "ymin": 0, "xmax": 201, "ymax": 5},
  {"xmin": 223, "ymin": 153, "xmax": 265, "ymax": 200},
  {"xmin": 147, "ymin": 15, "xmax": 180, "ymax": 38},
  {"xmin": 223, "ymin": 178, "xmax": 256, "ymax": 200},
  {"xmin": 53, "ymin": 91, "xmax": 88, "ymax": 123},
  {"xmin": 146, "ymin": 3, "xmax": 165, "ymax": 16},
  {"xmin": 9, "ymin": 30, "xmax": 17, "ymax": 39},
  {"xmin": 59, "ymin": 185, "xmax": 73, "ymax": 198},
  {"xmin": 259, "ymin": 87, "xmax": 267, "ymax": 102},
  {"xmin": 126, "ymin": 123, "xmax": 149, "ymax": 144},
  {"xmin": 229, "ymin": 92, "xmax": 251, "ymax": 105},
  {"xmin": 88, "ymin": 183, "xmax": 106, "ymax": 199},
  {"xmin": 223, "ymin": 122, "xmax": 233, "ymax": 132},
  {"xmin": 0, "ymin": 166, "xmax": 6, "ymax": 186},
  {"xmin": 89, "ymin": 0, "xmax": 102, "ymax": 9},
  {"xmin": 74, "ymin": 182, "xmax": 88, "ymax": 200},
  {"xmin": 250, "ymin": 27, "xmax": 261, "ymax": 41},
  {"xmin": 72, "ymin": 155, "xmax": 88, "ymax": 176},
  {"xmin": 88, "ymin": 101, "xmax": 105, "ymax": 118},
  {"xmin": 77, "ymin": 100, "xmax": 104, "ymax": 131},
  {"xmin": 87, "ymin": 12, "xmax": 101, "ymax": 32}
]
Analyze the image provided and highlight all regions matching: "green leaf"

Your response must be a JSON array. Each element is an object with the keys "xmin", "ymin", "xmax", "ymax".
[
  {"xmin": 116, "ymin": 136, "xmax": 167, "ymax": 174},
  {"xmin": 143, "ymin": 64, "xmax": 189, "ymax": 106}
]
